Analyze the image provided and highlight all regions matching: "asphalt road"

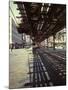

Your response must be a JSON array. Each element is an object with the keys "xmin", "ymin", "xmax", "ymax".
[
  {"xmin": 36, "ymin": 48, "xmax": 66, "ymax": 86},
  {"xmin": 9, "ymin": 48, "xmax": 66, "ymax": 88}
]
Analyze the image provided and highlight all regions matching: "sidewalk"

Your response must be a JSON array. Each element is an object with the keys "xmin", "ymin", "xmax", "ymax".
[{"xmin": 9, "ymin": 48, "xmax": 33, "ymax": 89}]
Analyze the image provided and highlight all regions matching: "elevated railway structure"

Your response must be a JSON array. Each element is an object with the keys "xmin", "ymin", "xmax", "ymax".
[
  {"xmin": 10, "ymin": 1, "xmax": 66, "ymax": 88},
  {"xmin": 14, "ymin": 1, "xmax": 66, "ymax": 47}
]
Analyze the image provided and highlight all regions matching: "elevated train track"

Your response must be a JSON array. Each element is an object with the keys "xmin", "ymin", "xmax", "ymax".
[
  {"xmin": 14, "ymin": 1, "xmax": 66, "ymax": 43},
  {"xmin": 12, "ymin": 1, "xmax": 66, "ymax": 87}
]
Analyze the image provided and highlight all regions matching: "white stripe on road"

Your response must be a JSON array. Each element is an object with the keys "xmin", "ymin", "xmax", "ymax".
[
  {"xmin": 45, "ymin": 72, "xmax": 50, "ymax": 80},
  {"xmin": 38, "ymin": 55, "xmax": 51, "ymax": 81},
  {"xmin": 52, "ymin": 53, "xmax": 65, "ymax": 60}
]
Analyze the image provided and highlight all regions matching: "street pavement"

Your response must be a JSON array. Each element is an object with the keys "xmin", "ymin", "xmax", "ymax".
[
  {"xmin": 9, "ymin": 48, "xmax": 33, "ymax": 89},
  {"xmin": 9, "ymin": 47, "xmax": 66, "ymax": 88}
]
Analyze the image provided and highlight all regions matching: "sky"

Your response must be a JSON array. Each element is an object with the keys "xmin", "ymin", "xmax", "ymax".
[
  {"xmin": 9, "ymin": 1, "xmax": 22, "ymax": 43},
  {"xmin": 9, "ymin": 1, "xmax": 22, "ymax": 26}
]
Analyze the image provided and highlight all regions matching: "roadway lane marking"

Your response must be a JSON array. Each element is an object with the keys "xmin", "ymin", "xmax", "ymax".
[
  {"xmin": 32, "ymin": 51, "xmax": 54, "ymax": 86},
  {"xmin": 45, "ymin": 72, "xmax": 50, "ymax": 80},
  {"xmin": 45, "ymin": 51, "xmax": 65, "ymax": 60},
  {"xmin": 38, "ymin": 55, "xmax": 51, "ymax": 81},
  {"xmin": 51, "ymin": 53, "xmax": 65, "ymax": 60},
  {"xmin": 38, "ymin": 55, "xmax": 47, "ymax": 71},
  {"xmin": 39, "ymin": 57, "xmax": 50, "ymax": 80},
  {"xmin": 35, "ymin": 73, "xmax": 37, "ymax": 81},
  {"xmin": 39, "ymin": 73, "xmax": 41, "ymax": 82},
  {"xmin": 43, "ymin": 66, "xmax": 47, "ymax": 71}
]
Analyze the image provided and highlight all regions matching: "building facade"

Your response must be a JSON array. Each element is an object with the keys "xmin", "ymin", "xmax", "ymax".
[{"xmin": 9, "ymin": 18, "xmax": 23, "ymax": 49}]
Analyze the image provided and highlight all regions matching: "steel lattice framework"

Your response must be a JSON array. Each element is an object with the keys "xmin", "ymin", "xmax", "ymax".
[{"xmin": 14, "ymin": 1, "xmax": 66, "ymax": 42}]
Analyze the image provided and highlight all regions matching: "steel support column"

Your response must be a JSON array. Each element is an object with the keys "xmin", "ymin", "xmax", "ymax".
[
  {"xmin": 21, "ymin": 34, "xmax": 23, "ymax": 48},
  {"xmin": 53, "ymin": 34, "xmax": 55, "ymax": 50},
  {"xmin": 47, "ymin": 38, "xmax": 48, "ymax": 49}
]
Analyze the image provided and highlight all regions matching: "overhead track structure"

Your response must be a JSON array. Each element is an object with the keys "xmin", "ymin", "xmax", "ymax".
[{"xmin": 14, "ymin": 1, "xmax": 66, "ymax": 43}]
